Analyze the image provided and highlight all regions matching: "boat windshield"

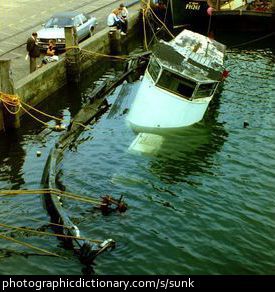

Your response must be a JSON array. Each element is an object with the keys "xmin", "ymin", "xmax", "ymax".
[
  {"xmin": 147, "ymin": 58, "xmax": 161, "ymax": 81},
  {"xmin": 157, "ymin": 69, "xmax": 196, "ymax": 99},
  {"xmin": 194, "ymin": 83, "xmax": 217, "ymax": 98}
]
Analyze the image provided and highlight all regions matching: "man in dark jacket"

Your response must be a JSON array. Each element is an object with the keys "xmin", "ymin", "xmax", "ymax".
[{"xmin": 26, "ymin": 32, "xmax": 40, "ymax": 73}]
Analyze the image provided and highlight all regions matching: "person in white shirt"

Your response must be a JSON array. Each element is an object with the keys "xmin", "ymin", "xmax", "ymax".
[
  {"xmin": 119, "ymin": 3, "xmax": 128, "ymax": 35},
  {"xmin": 107, "ymin": 8, "xmax": 127, "ymax": 35},
  {"xmin": 120, "ymin": 3, "xmax": 129, "ymax": 19},
  {"xmin": 107, "ymin": 9, "xmax": 120, "ymax": 27}
]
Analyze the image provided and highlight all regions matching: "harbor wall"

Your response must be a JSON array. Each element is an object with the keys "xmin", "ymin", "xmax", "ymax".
[{"xmin": 0, "ymin": 11, "xmax": 140, "ymax": 132}]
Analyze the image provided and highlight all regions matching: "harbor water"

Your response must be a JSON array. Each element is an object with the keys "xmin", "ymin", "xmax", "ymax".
[{"xmin": 0, "ymin": 33, "xmax": 274, "ymax": 275}]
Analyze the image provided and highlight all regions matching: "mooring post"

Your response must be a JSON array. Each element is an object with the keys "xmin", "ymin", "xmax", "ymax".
[
  {"xmin": 65, "ymin": 26, "xmax": 80, "ymax": 83},
  {"xmin": 0, "ymin": 59, "xmax": 20, "ymax": 131},
  {"xmin": 108, "ymin": 29, "xmax": 122, "ymax": 55},
  {"xmin": 216, "ymin": 0, "xmax": 221, "ymax": 11}
]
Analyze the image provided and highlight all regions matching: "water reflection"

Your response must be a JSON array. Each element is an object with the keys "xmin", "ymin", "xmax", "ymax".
[
  {"xmin": 0, "ymin": 131, "xmax": 25, "ymax": 188},
  {"xmin": 148, "ymin": 121, "xmax": 227, "ymax": 184},
  {"xmin": 127, "ymin": 92, "xmax": 228, "ymax": 184}
]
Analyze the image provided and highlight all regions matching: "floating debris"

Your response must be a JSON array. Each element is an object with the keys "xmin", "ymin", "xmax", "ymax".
[
  {"xmin": 243, "ymin": 121, "xmax": 249, "ymax": 128},
  {"xmin": 99, "ymin": 195, "xmax": 128, "ymax": 215}
]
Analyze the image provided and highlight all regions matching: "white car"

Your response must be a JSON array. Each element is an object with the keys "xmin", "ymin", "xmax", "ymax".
[{"xmin": 37, "ymin": 11, "xmax": 97, "ymax": 51}]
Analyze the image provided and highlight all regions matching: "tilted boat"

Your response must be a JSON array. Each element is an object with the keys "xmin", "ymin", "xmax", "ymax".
[{"xmin": 126, "ymin": 29, "xmax": 227, "ymax": 132}]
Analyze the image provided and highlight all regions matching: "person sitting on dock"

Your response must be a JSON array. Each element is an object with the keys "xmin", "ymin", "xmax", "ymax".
[
  {"xmin": 107, "ymin": 8, "xmax": 127, "ymax": 35},
  {"xmin": 37, "ymin": 40, "xmax": 58, "ymax": 68},
  {"xmin": 118, "ymin": 3, "xmax": 129, "ymax": 34}
]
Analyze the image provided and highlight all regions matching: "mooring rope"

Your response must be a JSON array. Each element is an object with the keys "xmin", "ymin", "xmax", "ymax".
[
  {"xmin": 141, "ymin": 0, "xmax": 175, "ymax": 41},
  {"xmin": 229, "ymin": 32, "xmax": 275, "ymax": 48},
  {"xmin": 0, "ymin": 233, "xmax": 65, "ymax": 258},
  {"xmin": 0, "ymin": 188, "xmax": 103, "ymax": 206},
  {"xmin": 66, "ymin": 46, "xmax": 129, "ymax": 61},
  {"xmin": 0, "ymin": 222, "xmax": 102, "ymax": 244},
  {"xmin": 25, "ymin": 217, "xmax": 83, "ymax": 231},
  {"xmin": 0, "ymin": 91, "xmax": 89, "ymax": 130}
]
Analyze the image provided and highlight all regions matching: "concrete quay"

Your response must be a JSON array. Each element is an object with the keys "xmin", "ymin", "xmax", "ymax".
[
  {"xmin": 0, "ymin": 0, "xmax": 140, "ymax": 82},
  {"xmin": 0, "ymin": 0, "xmax": 142, "ymax": 132}
]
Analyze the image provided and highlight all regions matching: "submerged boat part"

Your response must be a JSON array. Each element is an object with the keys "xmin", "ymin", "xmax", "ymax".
[
  {"xmin": 127, "ymin": 29, "xmax": 227, "ymax": 131},
  {"xmin": 41, "ymin": 52, "xmax": 149, "ymax": 265}
]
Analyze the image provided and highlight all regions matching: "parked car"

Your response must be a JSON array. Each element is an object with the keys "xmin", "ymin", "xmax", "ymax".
[{"xmin": 37, "ymin": 11, "xmax": 97, "ymax": 51}]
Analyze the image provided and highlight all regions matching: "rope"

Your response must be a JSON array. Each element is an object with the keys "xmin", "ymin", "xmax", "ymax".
[
  {"xmin": 143, "ymin": 8, "xmax": 148, "ymax": 50},
  {"xmin": 26, "ymin": 217, "xmax": 83, "ymax": 231},
  {"xmin": 141, "ymin": 0, "xmax": 175, "ymax": 40},
  {"xmin": 66, "ymin": 46, "xmax": 128, "ymax": 61},
  {"xmin": 0, "ymin": 233, "xmax": 65, "ymax": 258},
  {"xmin": 0, "ymin": 91, "xmax": 88, "ymax": 130},
  {"xmin": 0, "ymin": 222, "xmax": 102, "ymax": 244},
  {"xmin": 139, "ymin": 0, "xmax": 176, "ymax": 52},
  {"xmin": 230, "ymin": 32, "xmax": 275, "ymax": 48},
  {"xmin": 81, "ymin": 49, "xmax": 128, "ymax": 61},
  {"xmin": 0, "ymin": 188, "xmax": 103, "ymax": 205}
]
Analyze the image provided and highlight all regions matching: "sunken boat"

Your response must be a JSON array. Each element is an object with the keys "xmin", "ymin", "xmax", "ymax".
[{"xmin": 126, "ymin": 29, "xmax": 227, "ymax": 132}]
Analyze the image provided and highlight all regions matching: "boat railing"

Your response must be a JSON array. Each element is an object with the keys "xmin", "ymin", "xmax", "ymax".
[{"xmin": 211, "ymin": 0, "xmax": 273, "ymax": 11}]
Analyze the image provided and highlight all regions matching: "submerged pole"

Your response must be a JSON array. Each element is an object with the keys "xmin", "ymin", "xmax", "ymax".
[
  {"xmin": 65, "ymin": 26, "xmax": 80, "ymax": 83},
  {"xmin": 0, "ymin": 59, "xmax": 20, "ymax": 131}
]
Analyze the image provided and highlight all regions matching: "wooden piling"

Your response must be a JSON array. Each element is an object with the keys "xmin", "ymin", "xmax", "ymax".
[
  {"xmin": 65, "ymin": 26, "xmax": 80, "ymax": 83},
  {"xmin": 216, "ymin": 0, "xmax": 221, "ymax": 11},
  {"xmin": 108, "ymin": 29, "xmax": 122, "ymax": 55},
  {"xmin": 0, "ymin": 59, "xmax": 20, "ymax": 131}
]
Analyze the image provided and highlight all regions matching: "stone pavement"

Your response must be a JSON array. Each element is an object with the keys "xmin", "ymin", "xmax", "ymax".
[{"xmin": 0, "ymin": 0, "xmax": 140, "ymax": 83}]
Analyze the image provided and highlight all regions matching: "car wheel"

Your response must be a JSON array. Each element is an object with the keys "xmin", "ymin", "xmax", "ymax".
[{"xmin": 89, "ymin": 27, "xmax": 95, "ymax": 37}]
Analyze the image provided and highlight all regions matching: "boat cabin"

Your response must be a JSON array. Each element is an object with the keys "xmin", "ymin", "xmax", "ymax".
[
  {"xmin": 147, "ymin": 56, "xmax": 219, "ymax": 101},
  {"xmin": 126, "ymin": 29, "xmax": 226, "ymax": 130}
]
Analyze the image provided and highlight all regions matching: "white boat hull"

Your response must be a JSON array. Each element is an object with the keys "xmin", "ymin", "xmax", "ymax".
[{"xmin": 126, "ymin": 74, "xmax": 213, "ymax": 132}]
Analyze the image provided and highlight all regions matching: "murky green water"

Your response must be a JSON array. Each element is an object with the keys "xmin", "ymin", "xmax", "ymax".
[{"xmin": 0, "ymin": 33, "xmax": 274, "ymax": 275}]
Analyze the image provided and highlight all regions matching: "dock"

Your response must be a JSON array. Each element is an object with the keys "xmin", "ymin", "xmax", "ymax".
[{"xmin": 0, "ymin": 0, "xmax": 141, "ymax": 132}]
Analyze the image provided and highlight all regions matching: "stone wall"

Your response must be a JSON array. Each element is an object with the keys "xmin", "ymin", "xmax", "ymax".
[{"xmin": 0, "ymin": 11, "xmax": 140, "ymax": 132}]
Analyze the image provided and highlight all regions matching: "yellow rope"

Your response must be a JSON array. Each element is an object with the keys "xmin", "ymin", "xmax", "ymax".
[
  {"xmin": 66, "ymin": 45, "xmax": 128, "ymax": 61},
  {"xmin": 0, "ymin": 222, "xmax": 102, "ymax": 244},
  {"xmin": 0, "ymin": 92, "xmax": 20, "ymax": 106},
  {"xmin": 141, "ymin": 0, "xmax": 175, "ymax": 42},
  {"xmin": 2, "ymin": 101, "xmax": 21, "ymax": 115},
  {"xmin": 142, "ymin": 8, "xmax": 148, "ymax": 50},
  {"xmin": 21, "ymin": 100, "xmax": 63, "ymax": 122},
  {"xmin": 0, "ymin": 188, "xmax": 103, "ymax": 205},
  {"xmin": 20, "ymin": 104, "xmax": 50, "ymax": 127},
  {"xmin": 0, "ymin": 91, "xmax": 89, "ymax": 130},
  {"xmin": 81, "ymin": 49, "xmax": 128, "ymax": 61},
  {"xmin": 148, "ymin": 6, "xmax": 175, "ymax": 39},
  {"xmin": 0, "ymin": 233, "xmax": 65, "ymax": 258}
]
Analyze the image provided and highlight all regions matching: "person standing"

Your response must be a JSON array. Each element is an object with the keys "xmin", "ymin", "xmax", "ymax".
[{"xmin": 26, "ymin": 32, "xmax": 40, "ymax": 73}]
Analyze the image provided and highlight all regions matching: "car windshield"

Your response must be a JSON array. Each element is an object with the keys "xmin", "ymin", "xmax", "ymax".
[{"xmin": 45, "ymin": 17, "xmax": 74, "ymax": 28}]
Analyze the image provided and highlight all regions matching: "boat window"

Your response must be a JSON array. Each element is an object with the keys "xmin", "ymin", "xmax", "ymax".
[
  {"xmin": 157, "ymin": 70, "xmax": 196, "ymax": 99},
  {"xmin": 147, "ymin": 59, "xmax": 161, "ymax": 82},
  {"xmin": 195, "ymin": 83, "xmax": 217, "ymax": 98}
]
